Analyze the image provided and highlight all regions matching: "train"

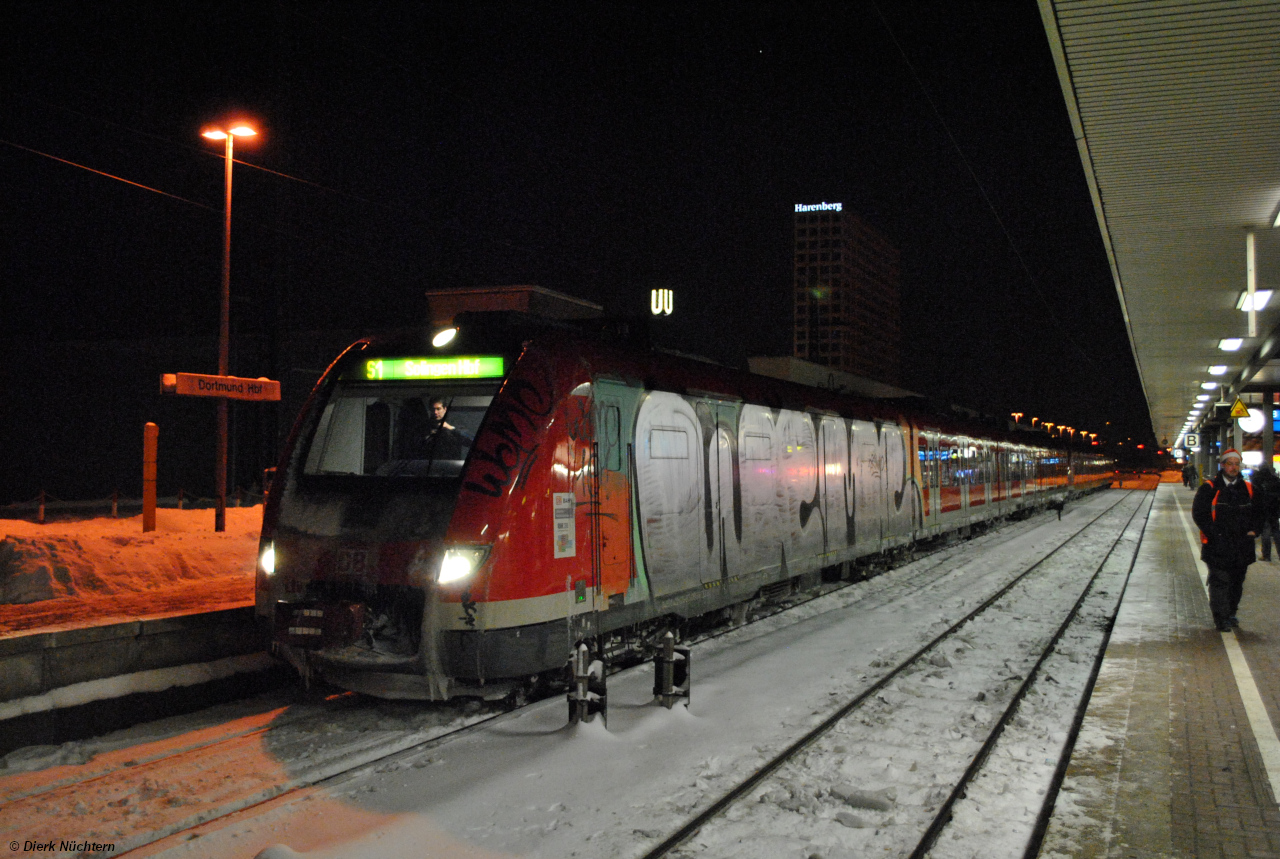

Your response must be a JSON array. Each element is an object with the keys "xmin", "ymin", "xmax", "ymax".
[{"xmin": 255, "ymin": 313, "xmax": 1113, "ymax": 701}]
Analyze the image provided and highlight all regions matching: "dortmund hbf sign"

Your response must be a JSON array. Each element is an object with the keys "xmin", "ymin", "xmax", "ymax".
[{"xmin": 161, "ymin": 372, "xmax": 280, "ymax": 401}]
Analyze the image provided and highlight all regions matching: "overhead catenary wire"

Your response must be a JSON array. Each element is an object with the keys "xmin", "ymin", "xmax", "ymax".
[{"xmin": 871, "ymin": 2, "xmax": 1105, "ymax": 380}]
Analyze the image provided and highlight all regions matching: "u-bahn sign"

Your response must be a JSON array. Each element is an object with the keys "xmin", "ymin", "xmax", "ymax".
[{"xmin": 161, "ymin": 372, "xmax": 281, "ymax": 401}]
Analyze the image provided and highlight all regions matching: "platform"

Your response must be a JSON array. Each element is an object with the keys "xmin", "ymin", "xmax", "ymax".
[{"xmin": 1042, "ymin": 483, "xmax": 1280, "ymax": 858}]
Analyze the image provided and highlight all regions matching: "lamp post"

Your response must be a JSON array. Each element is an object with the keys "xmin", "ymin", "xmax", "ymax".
[{"xmin": 202, "ymin": 123, "xmax": 256, "ymax": 532}]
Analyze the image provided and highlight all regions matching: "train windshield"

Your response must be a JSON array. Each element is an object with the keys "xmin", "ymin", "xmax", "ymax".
[{"xmin": 303, "ymin": 382, "xmax": 498, "ymax": 479}]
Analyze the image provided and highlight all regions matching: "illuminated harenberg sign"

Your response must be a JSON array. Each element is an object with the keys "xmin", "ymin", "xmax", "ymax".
[
  {"xmin": 795, "ymin": 202, "xmax": 843, "ymax": 212},
  {"xmin": 359, "ymin": 356, "xmax": 505, "ymax": 381}
]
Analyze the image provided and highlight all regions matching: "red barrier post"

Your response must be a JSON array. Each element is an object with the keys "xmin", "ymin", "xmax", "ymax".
[{"xmin": 143, "ymin": 422, "xmax": 159, "ymax": 532}]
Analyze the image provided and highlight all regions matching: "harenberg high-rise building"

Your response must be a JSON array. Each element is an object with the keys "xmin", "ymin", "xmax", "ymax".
[{"xmin": 792, "ymin": 202, "xmax": 901, "ymax": 385}]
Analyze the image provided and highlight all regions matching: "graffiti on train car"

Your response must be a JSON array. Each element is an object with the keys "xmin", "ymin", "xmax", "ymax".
[{"xmin": 463, "ymin": 368, "xmax": 555, "ymax": 498}]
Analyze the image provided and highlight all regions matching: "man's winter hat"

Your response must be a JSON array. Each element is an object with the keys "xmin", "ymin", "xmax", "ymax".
[{"xmin": 1220, "ymin": 448, "xmax": 1243, "ymax": 462}]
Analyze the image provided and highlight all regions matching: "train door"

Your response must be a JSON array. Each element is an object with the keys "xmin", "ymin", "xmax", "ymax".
[
  {"xmin": 939, "ymin": 436, "xmax": 961, "ymax": 516},
  {"xmin": 821, "ymin": 416, "xmax": 850, "ymax": 552},
  {"xmin": 701, "ymin": 399, "xmax": 742, "ymax": 585},
  {"xmin": 881, "ymin": 422, "xmax": 911, "ymax": 540},
  {"xmin": 738, "ymin": 405, "xmax": 779, "ymax": 574},
  {"xmin": 593, "ymin": 380, "xmax": 643, "ymax": 605},
  {"xmin": 990, "ymin": 444, "xmax": 1000, "ymax": 509},
  {"xmin": 635, "ymin": 391, "xmax": 706, "ymax": 597},
  {"xmin": 852, "ymin": 420, "xmax": 884, "ymax": 551},
  {"xmin": 918, "ymin": 428, "xmax": 938, "ymax": 529},
  {"xmin": 968, "ymin": 440, "xmax": 987, "ymax": 512},
  {"xmin": 779, "ymin": 409, "xmax": 824, "ymax": 565}
]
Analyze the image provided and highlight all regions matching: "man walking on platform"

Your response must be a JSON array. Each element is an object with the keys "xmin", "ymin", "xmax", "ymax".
[{"xmin": 1192, "ymin": 449, "xmax": 1262, "ymax": 631}]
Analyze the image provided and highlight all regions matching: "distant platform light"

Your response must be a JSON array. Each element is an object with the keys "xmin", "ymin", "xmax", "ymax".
[
  {"xmin": 1196, "ymin": 394, "xmax": 1212, "ymax": 401},
  {"xmin": 1208, "ymin": 365, "xmax": 1228, "ymax": 376},
  {"xmin": 1201, "ymin": 382, "xmax": 1219, "ymax": 390},
  {"xmin": 433, "ymin": 327, "xmax": 458, "ymax": 348},
  {"xmin": 1237, "ymin": 290, "xmax": 1272, "ymax": 311},
  {"xmin": 1240, "ymin": 408, "xmax": 1266, "ymax": 434},
  {"xmin": 1219, "ymin": 338, "xmax": 1244, "ymax": 351}
]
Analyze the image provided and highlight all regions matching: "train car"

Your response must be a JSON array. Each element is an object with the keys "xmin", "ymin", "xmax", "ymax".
[{"xmin": 256, "ymin": 316, "xmax": 1112, "ymax": 700}]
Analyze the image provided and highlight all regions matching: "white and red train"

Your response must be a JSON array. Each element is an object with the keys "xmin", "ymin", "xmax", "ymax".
[{"xmin": 256, "ymin": 317, "xmax": 1112, "ymax": 700}]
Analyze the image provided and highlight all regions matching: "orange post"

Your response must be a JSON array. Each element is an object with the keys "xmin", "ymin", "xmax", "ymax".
[{"xmin": 143, "ymin": 422, "xmax": 158, "ymax": 532}]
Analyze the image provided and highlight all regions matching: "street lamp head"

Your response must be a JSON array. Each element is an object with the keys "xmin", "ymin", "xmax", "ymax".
[{"xmin": 202, "ymin": 125, "xmax": 258, "ymax": 141}]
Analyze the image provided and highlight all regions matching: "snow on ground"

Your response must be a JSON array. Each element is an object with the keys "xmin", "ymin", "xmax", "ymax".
[
  {"xmin": 98, "ymin": 490, "xmax": 1141, "ymax": 859},
  {"xmin": 0, "ymin": 507, "xmax": 259, "ymax": 636}
]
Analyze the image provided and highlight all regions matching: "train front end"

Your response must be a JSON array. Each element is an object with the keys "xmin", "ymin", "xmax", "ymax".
[{"xmin": 256, "ymin": 335, "xmax": 517, "ymax": 700}]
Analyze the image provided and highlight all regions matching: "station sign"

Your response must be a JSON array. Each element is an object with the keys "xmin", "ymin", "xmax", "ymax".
[
  {"xmin": 1185, "ymin": 432, "xmax": 1200, "ymax": 449},
  {"xmin": 161, "ymin": 372, "xmax": 281, "ymax": 401}
]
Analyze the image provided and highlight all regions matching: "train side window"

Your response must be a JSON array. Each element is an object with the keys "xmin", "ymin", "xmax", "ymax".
[
  {"xmin": 743, "ymin": 433, "xmax": 772, "ymax": 461},
  {"xmin": 650, "ymin": 427, "xmax": 689, "ymax": 459},
  {"xmin": 599, "ymin": 404, "xmax": 621, "ymax": 471}
]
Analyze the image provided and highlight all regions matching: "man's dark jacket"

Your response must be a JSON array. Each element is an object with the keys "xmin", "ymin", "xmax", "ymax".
[
  {"xmin": 1192, "ymin": 472, "xmax": 1261, "ymax": 569},
  {"xmin": 1254, "ymin": 467, "xmax": 1280, "ymax": 521}
]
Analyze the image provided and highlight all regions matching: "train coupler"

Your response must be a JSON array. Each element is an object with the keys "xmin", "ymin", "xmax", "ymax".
[
  {"xmin": 567, "ymin": 642, "xmax": 607, "ymax": 726},
  {"xmin": 652, "ymin": 631, "xmax": 690, "ymax": 709}
]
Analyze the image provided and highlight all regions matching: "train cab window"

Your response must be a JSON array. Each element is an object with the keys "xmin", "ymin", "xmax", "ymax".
[{"xmin": 303, "ymin": 383, "xmax": 497, "ymax": 479}]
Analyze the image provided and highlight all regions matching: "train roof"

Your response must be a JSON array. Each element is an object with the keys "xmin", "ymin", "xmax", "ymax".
[{"xmin": 343, "ymin": 315, "xmax": 1098, "ymax": 456}]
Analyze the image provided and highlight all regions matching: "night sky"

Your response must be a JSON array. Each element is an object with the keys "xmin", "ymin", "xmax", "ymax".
[{"xmin": 2, "ymin": 2, "xmax": 1153, "ymax": 503}]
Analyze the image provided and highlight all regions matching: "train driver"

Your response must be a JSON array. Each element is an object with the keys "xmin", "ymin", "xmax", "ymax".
[{"xmin": 427, "ymin": 397, "xmax": 474, "ymax": 459}]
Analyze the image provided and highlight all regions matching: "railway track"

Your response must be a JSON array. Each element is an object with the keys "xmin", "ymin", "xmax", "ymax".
[
  {"xmin": 641, "ymin": 490, "xmax": 1151, "ymax": 859},
  {"xmin": 0, "ymin": 491, "xmax": 1142, "ymax": 857}
]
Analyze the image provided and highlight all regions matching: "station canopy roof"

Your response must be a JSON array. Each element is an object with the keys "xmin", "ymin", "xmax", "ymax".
[{"xmin": 1039, "ymin": 0, "xmax": 1280, "ymax": 449}]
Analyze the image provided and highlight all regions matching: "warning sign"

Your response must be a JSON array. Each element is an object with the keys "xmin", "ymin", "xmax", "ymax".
[{"xmin": 1230, "ymin": 398, "xmax": 1252, "ymax": 419}]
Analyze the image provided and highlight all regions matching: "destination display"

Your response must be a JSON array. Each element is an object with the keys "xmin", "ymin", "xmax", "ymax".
[{"xmin": 355, "ymin": 355, "xmax": 506, "ymax": 381}]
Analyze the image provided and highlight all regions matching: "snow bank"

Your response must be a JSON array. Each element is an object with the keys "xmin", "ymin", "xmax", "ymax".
[{"xmin": 0, "ymin": 507, "xmax": 260, "ymax": 637}]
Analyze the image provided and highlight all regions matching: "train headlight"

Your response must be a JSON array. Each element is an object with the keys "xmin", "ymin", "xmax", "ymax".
[
  {"xmin": 259, "ymin": 542, "xmax": 276, "ymax": 576},
  {"xmin": 438, "ymin": 546, "xmax": 489, "ymax": 584}
]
